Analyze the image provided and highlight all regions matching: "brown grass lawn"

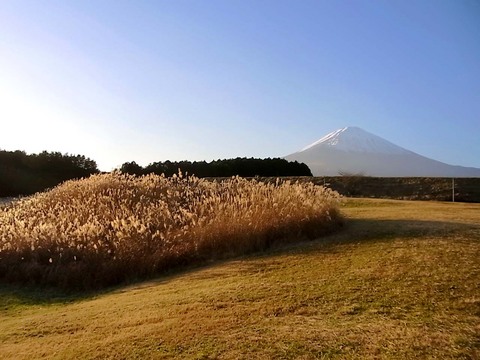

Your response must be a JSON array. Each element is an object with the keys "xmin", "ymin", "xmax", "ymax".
[{"xmin": 0, "ymin": 198, "xmax": 479, "ymax": 359}]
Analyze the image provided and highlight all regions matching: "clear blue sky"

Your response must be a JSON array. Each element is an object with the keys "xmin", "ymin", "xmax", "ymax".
[{"xmin": 1, "ymin": 0, "xmax": 479, "ymax": 171}]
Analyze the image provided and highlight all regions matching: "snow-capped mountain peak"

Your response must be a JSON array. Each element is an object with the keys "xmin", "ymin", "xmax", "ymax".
[
  {"xmin": 285, "ymin": 126, "xmax": 480, "ymax": 177},
  {"xmin": 300, "ymin": 127, "xmax": 411, "ymax": 155}
]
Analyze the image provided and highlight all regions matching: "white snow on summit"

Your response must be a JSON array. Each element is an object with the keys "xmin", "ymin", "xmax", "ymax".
[{"xmin": 300, "ymin": 126, "xmax": 411, "ymax": 155}]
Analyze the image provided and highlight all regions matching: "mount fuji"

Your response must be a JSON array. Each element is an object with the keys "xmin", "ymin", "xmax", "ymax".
[{"xmin": 285, "ymin": 127, "xmax": 480, "ymax": 177}]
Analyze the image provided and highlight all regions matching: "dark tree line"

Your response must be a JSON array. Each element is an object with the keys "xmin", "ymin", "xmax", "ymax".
[
  {"xmin": 0, "ymin": 150, "xmax": 99, "ymax": 196},
  {"xmin": 0, "ymin": 151, "xmax": 311, "ymax": 197},
  {"xmin": 120, "ymin": 157, "xmax": 312, "ymax": 177}
]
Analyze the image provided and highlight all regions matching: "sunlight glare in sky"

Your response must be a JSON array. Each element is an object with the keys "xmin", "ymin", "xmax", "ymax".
[{"xmin": 1, "ymin": 0, "xmax": 479, "ymax": 171}]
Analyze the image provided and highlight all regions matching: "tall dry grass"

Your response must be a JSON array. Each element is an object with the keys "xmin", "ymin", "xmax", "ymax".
[{"xmin": 0, "ymin": 172, "xmax": 342, "ymax": 289}]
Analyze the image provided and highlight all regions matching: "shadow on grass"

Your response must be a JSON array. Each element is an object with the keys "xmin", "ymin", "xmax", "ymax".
[
  {"xmin": 0, "ymin": 283, "xmax": 108, "ymax": 311},
  {"xmin": 1, "ymin": 218, "xmax": 478, "ymax": 309},
  {"xmin": 300, "ymin": 217, "xmax": 479, "ymax": 251},
  {"xmin": 110, "ymin": 217, "xmax": 479, "ymax": 292}
]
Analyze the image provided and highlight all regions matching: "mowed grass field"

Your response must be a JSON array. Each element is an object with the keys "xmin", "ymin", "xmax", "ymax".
[{"xmin": 1, "ymin": 198, "xmax": 479, "ymax": 359}]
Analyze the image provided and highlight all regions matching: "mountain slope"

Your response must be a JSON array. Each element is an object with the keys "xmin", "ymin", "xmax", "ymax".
[{"xmin": 286, "ymin": 127, "xmax": 480, "ymax": 177}]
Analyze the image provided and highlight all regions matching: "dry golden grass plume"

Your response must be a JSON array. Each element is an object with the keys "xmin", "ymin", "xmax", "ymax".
[{"xmin": 0, "ymin": 172, "xmax": 343, "ymax": 289}]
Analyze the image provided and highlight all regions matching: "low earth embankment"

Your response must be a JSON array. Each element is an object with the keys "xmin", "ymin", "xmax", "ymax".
[
  {"xmin": 252, "ymin": 176, "xmax": 480, "ymax": 202},
  {"xmin": 0, "ymin": 199, "xmax": 478, "ymax": 359}
]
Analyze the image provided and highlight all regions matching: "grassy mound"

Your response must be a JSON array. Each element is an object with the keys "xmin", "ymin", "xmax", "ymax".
[{"xmin": 0, "ymin": 172, "xmax": 342, "ymax": 289}]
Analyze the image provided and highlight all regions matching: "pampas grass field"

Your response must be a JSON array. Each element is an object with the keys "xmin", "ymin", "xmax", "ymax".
[
  {"xmin": 1, "ymin": 198, "xmax": 478, "ymax": 359},
  {"xmin": 0, "ymin": 172, "xmax": 343, "ymax": 289}
]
